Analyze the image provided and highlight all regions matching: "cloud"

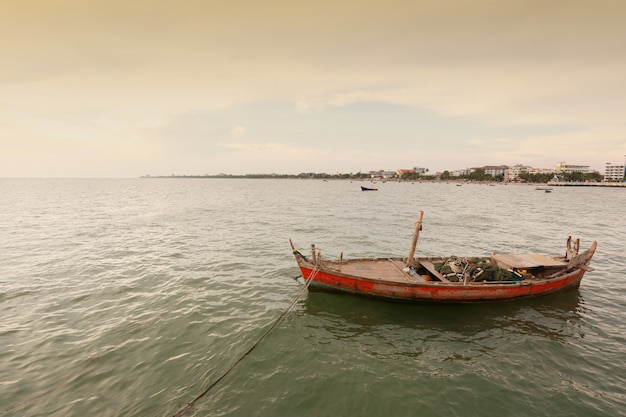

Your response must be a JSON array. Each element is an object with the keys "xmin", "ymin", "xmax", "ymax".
[
  {"xmin": 295, "ymin": 90, "xmax": 381, "ymax": 113},
  {"xmin": 467, "ymin": 139, "xmax": 486, "ymax": 146},
  {"xmin": 229, "ymin": 126, "xmax": 247, "ymax": 139},
  {"xmin": 216, "ymin": 142, "xmax": 288, "ymax": 153}
]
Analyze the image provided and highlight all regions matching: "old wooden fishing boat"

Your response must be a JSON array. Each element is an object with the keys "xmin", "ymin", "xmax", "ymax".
[
  {"xmin": 290, "ymin": 211, "xmax": 596, "ymax": 303},
  {"xmin": 361, "ymin": 186, "xmax": 378, "ymax": 191}
]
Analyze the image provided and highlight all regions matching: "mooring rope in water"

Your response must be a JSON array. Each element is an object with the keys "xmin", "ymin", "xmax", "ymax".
[
  {"xmin": 1, "ymin": 268, "xmax": 319, "ymax": 417},
  {"xmin": 171, "ymin": 266, "xmax": 320, "ymax": 417}
]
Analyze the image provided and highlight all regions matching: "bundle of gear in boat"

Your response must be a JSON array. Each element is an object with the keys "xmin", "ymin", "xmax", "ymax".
[
  {"xmin": 418, "ymin": 256, "xmax": 525, "ymax": 282},
  {"xmin": 407, "ymin": 237, "xmax": 586, "ymax": 283}
]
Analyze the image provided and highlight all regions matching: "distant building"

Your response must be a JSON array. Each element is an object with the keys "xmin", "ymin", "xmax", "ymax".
[
  {"xmin": 452, "ymin": 168, "xmax": 472, "ymax": 177},
  {"xmin": 369, "ymin": 170, "xmax": 396, "ymax": 179},
  {"xmin": 396, "ymin": 169, "xmax": 415, "ymax": 177},
  {"xmin": 555, "ymin": 162, "xmax": 591, "ymax": 174},
  {"xmin": 605, "ymin": 162, "xmax": 626, "ymax": 181},
  {"xmin": 528, "ymin": 167, "xmax": 554, "ymax": 175},
  {"xmin": 481, "ymin": 165, "xmax": 508, "ymax": 178},
  {"xmin": 505, "ymin": 164, "xmax": 531, "ymax": 182}
]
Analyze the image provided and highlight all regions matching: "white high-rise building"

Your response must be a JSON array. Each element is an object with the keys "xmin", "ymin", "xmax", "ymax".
[{"xmin": 605, "ymin": 162, "xmax": 625, "ymax": 181}]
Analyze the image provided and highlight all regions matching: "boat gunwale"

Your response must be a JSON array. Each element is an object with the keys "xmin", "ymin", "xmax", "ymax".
[{"xmin": 295, "ymin": 258, "xmax": 586, "ymax": 288}]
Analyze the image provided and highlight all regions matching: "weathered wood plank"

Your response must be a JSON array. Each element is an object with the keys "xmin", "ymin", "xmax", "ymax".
[
  {"xmin": 492, "ymin": 253, "xmax": 566, "ymax": 269},
  {"xmin": 338, "ymin": 259, "xmax": 409, "ymax": 283},
  {"xmin": 419, "ymin": 260, "xmax": 450, "ymax": 282}
]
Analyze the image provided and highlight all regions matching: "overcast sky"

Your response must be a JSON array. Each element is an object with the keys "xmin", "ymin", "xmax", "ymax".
[{"xmin": 1, "ymin": 0, "xmax": 625, "ymax": 177}]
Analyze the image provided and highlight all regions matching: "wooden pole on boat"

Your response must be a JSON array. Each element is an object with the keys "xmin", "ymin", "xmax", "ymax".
[{"xmin": 406, "ymin": 211, "xmax": 424, "ymax": 267}]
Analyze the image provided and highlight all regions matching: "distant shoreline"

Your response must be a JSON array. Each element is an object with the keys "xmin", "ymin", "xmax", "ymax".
[
  {"xmin": 140, "ymin": 175, "xmax": 626, "ymax": 187},
  {"xmin": 142, "ymin": 174, "xmax": 300, "ymax": 179}
]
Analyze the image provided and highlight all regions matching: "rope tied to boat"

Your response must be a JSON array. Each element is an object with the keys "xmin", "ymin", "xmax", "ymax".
[{"xmin": 170, "ymin": 261, "xmax": 320, "ymax": 417}]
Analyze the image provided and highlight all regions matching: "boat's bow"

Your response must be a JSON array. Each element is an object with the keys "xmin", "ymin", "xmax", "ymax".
[{"xmin": 566, "ymin": 240, "xmax": 597, "ymax": 272}]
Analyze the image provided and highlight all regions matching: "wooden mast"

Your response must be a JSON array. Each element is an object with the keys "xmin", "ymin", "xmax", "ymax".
[{"xmin": 406, "ymin": 211, "xmax": 424, "ymax": 267}]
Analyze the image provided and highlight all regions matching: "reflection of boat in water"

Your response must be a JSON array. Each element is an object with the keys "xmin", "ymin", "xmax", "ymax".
[
  {"xmin": 300, "ymin": 288, "xmax": 585, "ymax": 342},
  {"xmin": 290, "ymin": 211, "xmax": 596, "ymax": 303}
]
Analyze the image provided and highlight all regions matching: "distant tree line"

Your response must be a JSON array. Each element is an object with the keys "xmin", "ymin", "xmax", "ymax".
[
  {"xmin": 518, "ymin": 171, "xmax": 602, "ymax": 183},
  {"xmin": 399, "ymin": 169, "xmax": 603, "ymax": 183},
  {"xmin": 401, "ymin": 169, "xmax": 499, "ymax": 182},
  {"xmin": 272, "ymin": 169, "xmax": 605, "ymax": 182}
]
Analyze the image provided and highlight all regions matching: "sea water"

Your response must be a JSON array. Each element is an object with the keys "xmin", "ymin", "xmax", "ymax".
[{"xmin": 1, "ymin": 178, "xmax": 625, "ymax": 417}]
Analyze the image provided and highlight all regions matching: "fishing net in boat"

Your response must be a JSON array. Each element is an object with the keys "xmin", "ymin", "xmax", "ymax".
[{"xmin": 437, "ymin": 257, "xmax": 513, "ymax": 282}]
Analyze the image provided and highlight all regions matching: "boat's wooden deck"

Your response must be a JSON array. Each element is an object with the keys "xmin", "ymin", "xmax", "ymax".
[
  {"xmin": 330, "ymin": 259, "xmax": 415, "ymax": 283},
  {"xmin": 325, "ymin": 254, "xmax": 569, "ymax": 284},
  {"xmin": 492, "ymin": 253, "xmax": 566, "ymax": 269}
]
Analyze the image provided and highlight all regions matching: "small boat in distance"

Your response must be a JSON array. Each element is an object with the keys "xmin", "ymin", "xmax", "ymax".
[
  {"xmin": 361, "ymin": 186, "xmax": 378, "ymax": 191},
  {"xmin": 290, "ymin": 211, "xmax": 596, "ymax": 303}
]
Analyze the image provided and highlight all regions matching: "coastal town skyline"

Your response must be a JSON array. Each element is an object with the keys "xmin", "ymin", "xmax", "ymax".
[
  {"xmin": 2, "ymin": 1, "xmax": 626, "ymax": 178},
  {"xmin": 148, "ymin": 159, "xmax": 625, "ymax": 180}
]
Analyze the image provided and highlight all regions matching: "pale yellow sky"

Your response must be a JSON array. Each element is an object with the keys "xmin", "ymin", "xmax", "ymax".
[{"xmin": 1, "ymin": 0, "xmax": 625, "ymax": 177}]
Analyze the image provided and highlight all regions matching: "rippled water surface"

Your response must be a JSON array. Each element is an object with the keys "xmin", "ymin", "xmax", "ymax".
[{"xmin": 1, "ymin": 178, "xmax": 625, "ymax": 417}]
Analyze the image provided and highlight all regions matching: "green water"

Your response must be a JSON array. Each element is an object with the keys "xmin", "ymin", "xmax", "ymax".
[{"xmin": 1, "ymin": 179, "xmax": 624, "ymax": 416}]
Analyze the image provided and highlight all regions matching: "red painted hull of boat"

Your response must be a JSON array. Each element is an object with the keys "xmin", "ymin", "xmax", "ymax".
[{"xmin": 296, "ymin": 264, "xmax": 587, "ymax": 303}]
